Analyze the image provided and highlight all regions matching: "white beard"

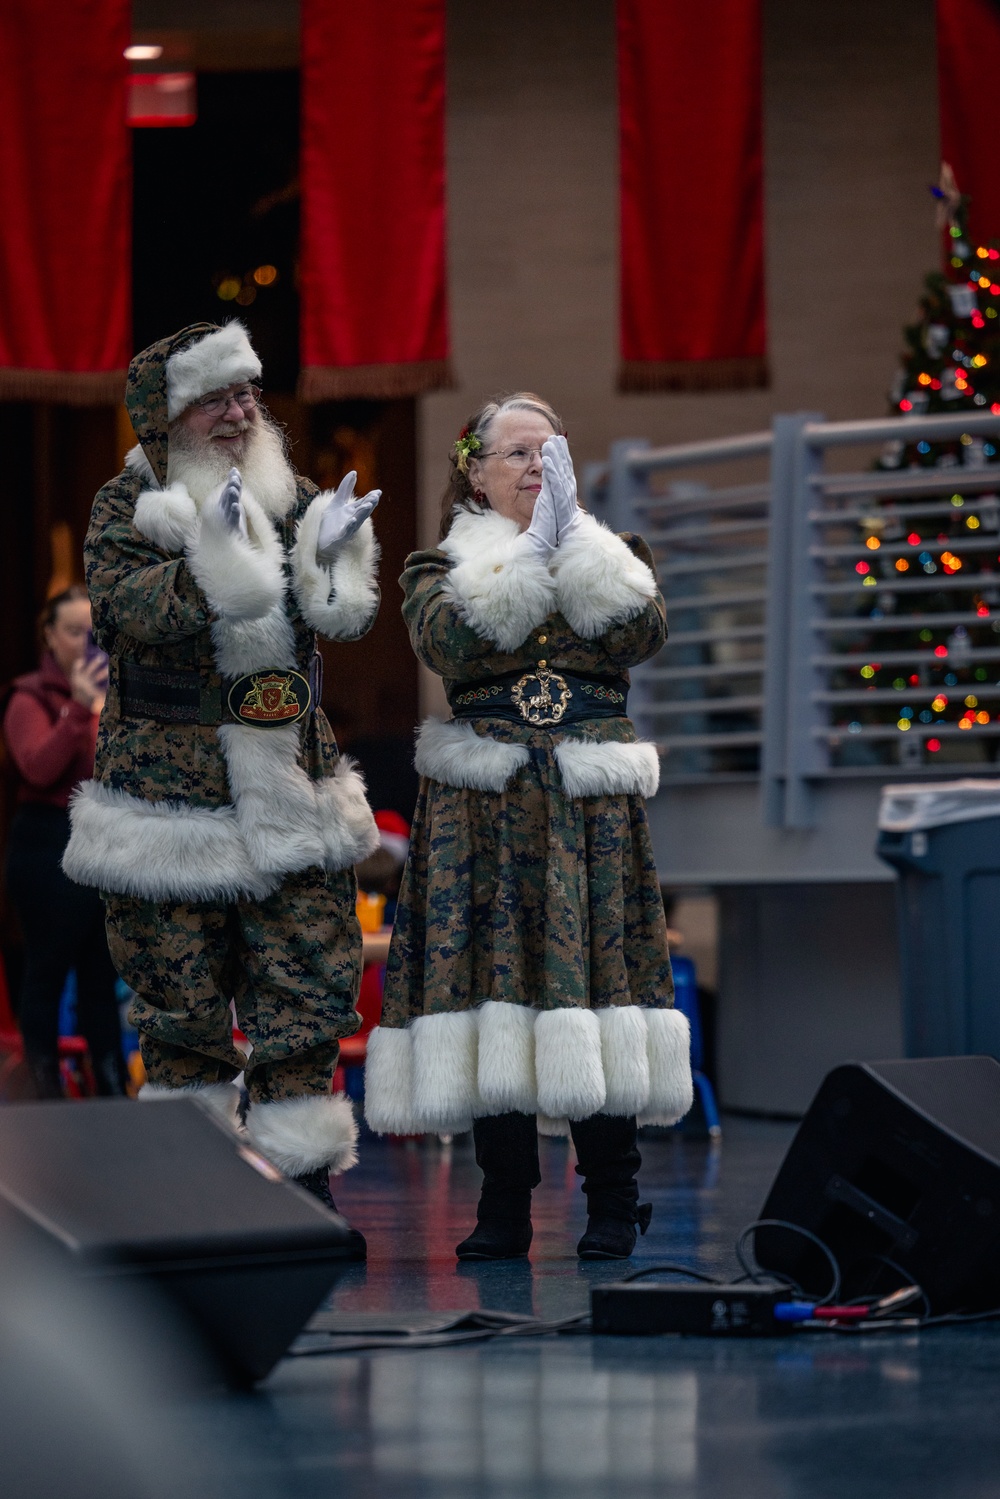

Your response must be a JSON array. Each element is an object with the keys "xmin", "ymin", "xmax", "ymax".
[{"xmin": 167, "ymin": 414, "xmax": 298, "ymax": 519}]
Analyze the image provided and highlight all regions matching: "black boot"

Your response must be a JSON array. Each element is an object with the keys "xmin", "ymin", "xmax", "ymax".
[
  {"xmin": 293, "ymin": 1168, "xmax": 368, "ymax": 1261},
  {"xmin": 456, "ymin": 1112, "xmax": 541, "ymax": 1260},
  {"xmin": 570, "ymin": 1115, "xmax": 652, "ymax": 1260}
]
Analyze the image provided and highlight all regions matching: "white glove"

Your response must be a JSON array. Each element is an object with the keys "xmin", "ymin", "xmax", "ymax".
[
  {"xmin": 541, "ymin": 436, "xmax": 582, "ymax": 545},
  {"xmin": 317, "ymin": 470, "xmax": 381, "ymax": 564},
  {"xmin": 214, "ymin": 467, "xmax": 248, "ymax": 541},
  {"xmin": 521, "ymin": 474, "xmax": 558, "ymax": 562}
]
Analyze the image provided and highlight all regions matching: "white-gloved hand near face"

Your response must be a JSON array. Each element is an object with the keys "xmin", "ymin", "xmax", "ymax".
[
  {"xmin": 214, "ymin": 467, "xmax": 249, "ymax": 541},
  {"xmin": 520, "ymin": 467, "xmax": 558, "ymax": 562},
  {"xmin": 542, "ymin": 435, "xmax": 582, "ymax": 545},
  {"xmin": 316, "ymin": 470, "xmax": 381, "ymax": 565}
]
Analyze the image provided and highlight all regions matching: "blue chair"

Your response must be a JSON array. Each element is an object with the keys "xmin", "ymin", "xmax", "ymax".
[{"xmin": 669, "ymin": 953, "xmax": 721, "ymax": 1137}]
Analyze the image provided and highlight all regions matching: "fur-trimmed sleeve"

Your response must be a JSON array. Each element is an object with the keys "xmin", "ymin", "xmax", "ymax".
[
  {"xmin": 290, "ymin": 494, "xmax": 380, "ymax": 641},
  {"xmin": 184, "ymin": 487, "xmax": 287, "ymax": 622},
  {"xmin": 550, "ymin": 513, "xmax": 658, "ymax": 639},
  {"xmin": 441, "ymin": 509, "xmax": 557, "ymax": 653}
]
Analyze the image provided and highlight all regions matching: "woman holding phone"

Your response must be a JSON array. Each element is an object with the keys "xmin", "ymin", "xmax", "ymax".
[{"xmin": 3, "ymin": 585, "xmax": 127, "ymax": 1097}]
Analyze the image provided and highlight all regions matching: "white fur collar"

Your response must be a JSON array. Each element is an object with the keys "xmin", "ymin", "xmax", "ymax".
[
  {"xmin": 441, "ymin": 506, "xmax": 522, "ymax": 564},
  {"xmin": 125, "ymin": 443, "xmax": 158, "ymax": 487}
]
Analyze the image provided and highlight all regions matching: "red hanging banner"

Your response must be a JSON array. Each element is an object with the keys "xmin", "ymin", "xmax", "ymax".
[
  {"xmin": 0, "ymin": 0, "xmax": 130, "ymax": 403},
  {"xmin": 617, "ymin": 0, "xmax": 768, "ymax": 392},
  {"xmin": 937, "ymin": 0, "xmax": 1000, "ymax": 247},
  {"xmin": 298, "ymin": 0, "xmax": 451, "ymax": 401}
]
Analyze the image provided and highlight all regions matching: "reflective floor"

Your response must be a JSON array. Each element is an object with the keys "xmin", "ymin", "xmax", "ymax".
[{"xmin": 185, "ymin": 1119, "xmax": 1000, "ymax": 1498}]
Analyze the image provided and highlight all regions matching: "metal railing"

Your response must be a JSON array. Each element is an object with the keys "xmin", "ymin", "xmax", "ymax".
[{"xmin": 588, "ymin": 409, "xmax": 1000, "ymax": 828}]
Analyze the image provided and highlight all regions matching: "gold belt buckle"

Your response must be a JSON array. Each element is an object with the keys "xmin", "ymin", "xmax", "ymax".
[
  {"xmin": 226, "ymin": 668, "xmax": 312, "ymax": 729},
  {"xmin": 511, "ymin": 666, "xmax": 572, "ymax": 726}
]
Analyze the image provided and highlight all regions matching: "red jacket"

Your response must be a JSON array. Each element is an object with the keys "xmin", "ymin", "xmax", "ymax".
[{"xmin": 3, "ymin": 655, "xmax": 99, "ymax": 810}]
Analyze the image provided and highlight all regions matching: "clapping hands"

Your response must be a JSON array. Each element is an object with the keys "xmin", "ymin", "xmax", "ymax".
[
  {"xmin": 317, "ymin": 470, "xmax": 381, "ymax": 564},
  {"xmin": 216, "ymin": 467, "xmax": 248, "ymax": 540}
]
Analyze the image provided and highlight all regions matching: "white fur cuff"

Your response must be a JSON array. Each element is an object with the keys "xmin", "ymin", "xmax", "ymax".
[
  {"xmin": 245, "ymin": 1094, "xmax": 359, "ymax": 1176},
  {"xmin": 138, "ymin": 1080, "xmax": 243, "ymax": 1131},
  {"xmin": 415, "ymin": 718, "xmax": 529, "ymax": 792},
  {"xmin": 292, "ymin": 496, "xmax": 380, "ymax": 641},
  {"xmin": 555, "ymin": 738, "xmax": 660, "ymax": 799},
  {"xmin": 442, "ymin": 509, "xmax": 557, "ymax": 652},
  {"xmin": 477, "ymin": 1000, "xmax": 538, "ymax": 1113},
  {"xmin": 550, "ymin": 513, "xmax": 656, "ymax": 639},
  {"xmin": 133, "ymin": 482, "xmax": 197, "ymax": 553}
]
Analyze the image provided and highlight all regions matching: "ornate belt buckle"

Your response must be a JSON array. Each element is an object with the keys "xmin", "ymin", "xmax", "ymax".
[
  {"xmin": 226, "ymin": 669, "xmax": 312, "ymax": 729},
  {"xmin": 511, "ymin": 666, "xmax": 572, "ymax": 726}
]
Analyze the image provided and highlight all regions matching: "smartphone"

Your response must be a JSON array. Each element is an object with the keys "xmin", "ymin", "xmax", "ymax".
[{"xmin": 84, "ymin": 630, "xmax": 109, "ymax": 681}]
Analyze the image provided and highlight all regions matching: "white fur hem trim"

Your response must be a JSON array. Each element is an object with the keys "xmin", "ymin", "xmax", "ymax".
[
  {"xmin": 166, "ymin": 321, "xmax": 262, "ymax": 421},
  {"xmin": 245, "ymin": 1094, "xmax": 359, "ymax": 1176},
  {"xmin": 218, "ymin": 727, "xmax": 377, "ymax": 878},
  {"xmin": 442, "ymin": 509, "xmax": 557, "ymax": 652},
  {"xmin": 62, "ymin": 755, "xmax": 377, "ymax": 901},
  {"xmin": 411, "ymin": 1011, "xmax": 479, "ymax": 1133},
  {"xmin": 292, "ymin": 497, "xmax": 380, "ymax": 640},
  {"xmin": 638, "ymin": 1008, "xmax": 694, "ymax": 1126},
  {"xmin": 535, "ymin": 1007, "xmax": 606, "ymax": 1119},
  {"xmin": 138, "ymin": 1080, "xmax": 243, "ymax": 1130},
  {"xmin": 414, "ymin": 718, "xmax": 529, "ymax": 792},
  {"xmin": 363, "ymin": 1026, "xmax": 416, "ymax": 1135},
  {"xmin": 364, "ymin": 1003, "xmax": 692, "ymax": 1134},
  {"xmin": 555, "ymin": 738, "xmax": 661, "ymax": 799},
  {"xmin": 550, "ymin": 513, "xmax": 657, "ymax": 639},
  {"xmin": 186, "ymin": 483, "xmax": 286, "ymax": 622},
  {"xmin": 477, "ymin": 1000, "xmax": 537, "ymax": 1113},
  {"xmin": 63, "ymin": 781, "xmax": 279, "ymax": 901}
]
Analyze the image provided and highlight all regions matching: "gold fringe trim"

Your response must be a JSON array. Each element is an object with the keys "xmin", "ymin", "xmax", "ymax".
[
  {"xmin": 297, "ymin": 359, "xmax": 454, "ymax": 403},
  {"xmin": 617, "ymin": 356, "xmax": 770, "ymax": 394},
  {"xmin": 0, "ymin": 367, "xmax": 127, "ymax": 405}
]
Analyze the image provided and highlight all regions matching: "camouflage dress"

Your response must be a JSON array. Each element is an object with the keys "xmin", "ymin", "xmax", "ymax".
[{"xmin": 365, "ymin": 506, "xmax": 692, "ymax": 1137}]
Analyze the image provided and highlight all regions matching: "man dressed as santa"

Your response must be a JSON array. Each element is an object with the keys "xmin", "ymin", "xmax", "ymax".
[{"xmin": 64, "ymin": 321, "xmax": 380, "ymax": 1253}]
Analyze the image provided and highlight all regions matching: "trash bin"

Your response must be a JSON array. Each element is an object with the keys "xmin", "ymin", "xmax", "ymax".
[{"xmin": 877, "ymin": 780, "xmax": 1000, "ymax": 1058}]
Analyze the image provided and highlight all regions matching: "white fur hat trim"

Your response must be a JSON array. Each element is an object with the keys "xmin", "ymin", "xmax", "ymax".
[{"xmin": 166, "ymin": 322, "xmax": 262, "ymax": 421}]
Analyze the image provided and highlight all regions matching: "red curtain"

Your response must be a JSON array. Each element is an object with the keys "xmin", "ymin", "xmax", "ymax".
[
  {"xmin": 298, "ymin": 0, "xmax": 451, "ymax": 401},
  {"xmin": 937, "ymin": 0, "xmax": 1000, "ymax": 247},
  {"xmin": 617, "ymin": 0, "xmax": 767, "ymax": 392},
  {"xmin": 0, "ymin": 0, "xmax": 130, "ymax": 402}
]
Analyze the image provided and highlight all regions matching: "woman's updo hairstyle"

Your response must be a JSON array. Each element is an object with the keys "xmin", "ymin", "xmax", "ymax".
[{"xmin": 439, "ymin": 391, "xmax": 565, "ymax": 541}]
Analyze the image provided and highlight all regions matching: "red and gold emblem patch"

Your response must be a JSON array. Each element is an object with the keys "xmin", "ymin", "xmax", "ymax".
[{"xmin": 226, "ymin": 670, "xmax": 311, "ymax": 729}]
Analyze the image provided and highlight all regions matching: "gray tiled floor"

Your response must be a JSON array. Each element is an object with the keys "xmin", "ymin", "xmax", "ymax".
[{"xmin": 177, "ymin": 1119, "xmax": 1000, "ymax": 1498}]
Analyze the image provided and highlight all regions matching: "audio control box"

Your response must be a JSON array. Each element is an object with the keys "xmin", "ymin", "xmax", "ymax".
[{"xmin": 591, "ymin": 1282, "xmax": 789, "ymax": 1337}]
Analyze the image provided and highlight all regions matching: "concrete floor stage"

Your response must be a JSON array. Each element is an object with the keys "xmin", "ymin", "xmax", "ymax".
[{"xmin": 165, "ymin": 1117, "xmax": 1000, "ymax": 1498}]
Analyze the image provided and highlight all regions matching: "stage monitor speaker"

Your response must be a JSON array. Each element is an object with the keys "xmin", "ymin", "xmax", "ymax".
[
  {"xmin": 0, "ymin": 1097, "xmax": 357, "ymax": 1384},
  {"xmin": 756, "ymin": 1056, "xmax": 1000, "ymax": 1314}
]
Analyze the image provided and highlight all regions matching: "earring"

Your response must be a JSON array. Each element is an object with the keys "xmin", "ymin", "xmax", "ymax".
[{"xmin": 474, "ymin": 489, "xmax": 486, "ymax": 502}]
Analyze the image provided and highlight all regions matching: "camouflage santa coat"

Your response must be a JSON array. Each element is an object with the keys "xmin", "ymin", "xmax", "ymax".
[
  {"xmin": 62, "ymin": 324, "xmax": 381, "ymax": 905},
  {"xmin": 364, "ymin": 506, "xmax": 693, "ymax": 1136}
]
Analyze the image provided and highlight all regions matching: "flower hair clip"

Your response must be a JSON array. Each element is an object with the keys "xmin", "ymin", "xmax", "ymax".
[{"xmin": 453, "ymin": 427, "xmax": 482, "ymax": 475}]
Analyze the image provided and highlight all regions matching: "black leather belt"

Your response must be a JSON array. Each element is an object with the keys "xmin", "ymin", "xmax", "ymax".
[
  {"xmin": 448, "ymin": 668, "xmax": 628, "ymax": 727},
  {"xmin": 118, "ymin": 658, "xmax": 319, "ymax": 729}
]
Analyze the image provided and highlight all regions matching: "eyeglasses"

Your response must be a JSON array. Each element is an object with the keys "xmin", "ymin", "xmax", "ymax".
[
  {"xmin": 478, "ymin": 446, "xmax": 545, "ymax": 471},
  {"xmin": 194, "ymin": 384, "xmax": 261, "ymax": 418}
]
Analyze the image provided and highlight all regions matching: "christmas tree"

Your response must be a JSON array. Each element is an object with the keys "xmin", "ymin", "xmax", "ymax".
[
  {"xmin": 828, "ymin": 165, "xmax": 1000, "ymax": 771},
  {"xmin": 881, "ymin": 163, "xmax": 1000, "ymax": 470}
]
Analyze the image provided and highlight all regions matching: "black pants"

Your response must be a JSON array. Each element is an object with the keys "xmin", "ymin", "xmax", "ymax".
[{"xmin": 5, "ymin": 804, "xmax": 124, "ymax": 1089}]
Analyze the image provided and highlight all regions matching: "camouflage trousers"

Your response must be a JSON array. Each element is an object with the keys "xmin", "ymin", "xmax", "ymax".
[{"xmin": 104, "ymin": 867, "xmax": 362, "ymax": 1102}]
